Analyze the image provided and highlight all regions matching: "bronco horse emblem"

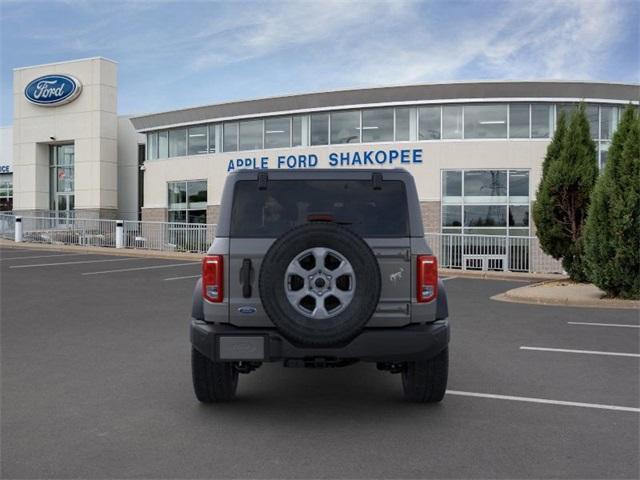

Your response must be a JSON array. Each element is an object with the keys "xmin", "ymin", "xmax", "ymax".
[{"xmin": 389, "ymin": 268, "xmax": 404, "ymax": 283}]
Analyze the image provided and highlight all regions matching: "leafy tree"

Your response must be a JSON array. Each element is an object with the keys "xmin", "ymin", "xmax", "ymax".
[
  {"xmin": 533, "ymin": 104, "xmax": 598, "ymax": 281},
  {"xmin": 584, "ymin": 106, "xmax": 640, "ymax": 298}
]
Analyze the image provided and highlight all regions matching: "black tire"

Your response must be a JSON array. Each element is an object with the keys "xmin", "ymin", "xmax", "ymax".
[
  {"xmin": 191, "ymin": 348, "xmax": 238, "ymax": 403},
  {"xmin": 259, "ymin": 222, "xmax": 381, "ymax": 347},
  {"xmin": 401, "ymin": 347, "xmax": 449, "ymax": 403}
]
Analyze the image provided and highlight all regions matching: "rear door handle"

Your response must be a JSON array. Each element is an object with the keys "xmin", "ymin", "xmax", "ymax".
[{"xmin": 240, "ymin": 259, "xmax": 253, "ymax": 298}]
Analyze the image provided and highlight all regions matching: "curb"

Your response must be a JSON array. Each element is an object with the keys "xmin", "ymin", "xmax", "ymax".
[
  {"xmin": 0, "ymin": 239, "xmax": 203, "ymax": 261},
  {"xmin": 439, "ymin": 268, "xmax": 565, "ymax": 282},
  {"xmin": 491, "ymin": 282, "xmax": 640, "ymax": 310}
]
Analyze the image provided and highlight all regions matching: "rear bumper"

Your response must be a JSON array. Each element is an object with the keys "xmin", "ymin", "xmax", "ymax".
[{"xmin": 190, "ymin": 319, "xmax": 449, "ymax": 363}]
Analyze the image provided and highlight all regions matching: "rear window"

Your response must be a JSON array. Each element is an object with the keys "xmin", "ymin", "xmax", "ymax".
[{"xmin": 230, "ymin": 179, "xmax": 409, "ymax": 237}]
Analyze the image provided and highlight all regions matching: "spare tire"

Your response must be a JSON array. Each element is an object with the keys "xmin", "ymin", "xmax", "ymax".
[{"xmin": 259, "ymin": 222, "xmax": 381, "ymax": 347}]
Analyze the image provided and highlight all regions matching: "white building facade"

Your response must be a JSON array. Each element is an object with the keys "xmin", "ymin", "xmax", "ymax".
[{"xmin": 5, "ymin": 57, "xmax": 639, "ymax": 241}]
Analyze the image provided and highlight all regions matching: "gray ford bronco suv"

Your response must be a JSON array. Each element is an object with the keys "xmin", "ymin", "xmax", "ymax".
[{"xmin": 190, "ymin": 169, "xmax": 450, "ymax": 403}]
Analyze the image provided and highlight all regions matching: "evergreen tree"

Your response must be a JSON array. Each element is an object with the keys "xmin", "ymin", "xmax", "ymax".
[
  {"xmin": 584, "ymin": 106, "xmax": 640, "ymax": 298},
  {"xmin": 533, "ymin": 104, "xmax": 598, "ymax": 281}
]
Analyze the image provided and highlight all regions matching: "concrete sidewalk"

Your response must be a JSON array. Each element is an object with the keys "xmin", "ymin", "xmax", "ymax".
[{"xmin": 493, "ymin": 280, "xmax": 640, "ymax": 309}]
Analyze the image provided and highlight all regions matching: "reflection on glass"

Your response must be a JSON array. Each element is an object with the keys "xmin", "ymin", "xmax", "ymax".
[
  {"xmin": 509, "ymin": 104, "xmax": 529, "ymax": 138},
  {"xmin": 292, "ymin": 116, "xmax": 303, "ymax": 146},
  {"xmin": 395, "ymin": 108, "xmax": 411, "ymax": 141},
  {"xmin": 362, "ymin": 108, "xmax": 393, "ymax": 142},
  {"xmin": 330, "ymin": 111, "xmax": 360, "ymax": 144},
  {"xmin": 464, "ymin": 104, "xmax": 507, "ymax": 139},
  {"xmin": 208, "ymin": 125, "xmax": 216, "ymax": 153},
  {"xmin": 586, "ymin": 105, "xmax": 599, "ymax": 139},
  {"xmin": 310, "ymin": 113, "xmax": 329, "ymax": 145},
  {"xmin": 223, "ymin": 123, "xmax": 238, "ymax": 152},
  {"xmin": 169, "ymin": 128, "xmax": 187, "ymax": 157},
  {"xmin": 442, "ymin": 171, "xmax": 462, "ymax": 198},
  {"xmin": 442, "ymin": 106, "xmax": 463, "ymax": 139},
  {"xmin": 265, "ymin": 117, "xmax": 291, "ymax": 149},
  {"xmin": 600, "ymin": 106, "xmax": 619, "ymax": 140},
  {"xmin": 187, "ymin": 180, "xmax": 207, "ymax": 209},
  {"xmin": 419, "ymin": 106, "xmax": 440, "ymax": 140},
  {"xmin": 148, "ymin": 132, "xmax": 158, "ymax": 160},
  {"xmin": 464, "ymin": 205, "xmax": 507, "ymax": 227},
  {"xmin": 443, "ymin": 205, "xmax": 462, "ymax": 227},
  {"xmin": 509, "ymin": 206, "xmax": 529, "ymax": 227},
  {"xmin": 239, "ymin": 120, "xmax": 263, "ymax": 150},
  {"xmin": 158, "ymin": 131, "xmax": 168, "ymax": 158},
  {"xmin": 464, "ymin": 170, "xmax": 507, "ymax": 199},
  {"xmin": 168, "ymin": 181, "xmax": 187, "ymax": 209},
  {"xmin": 188, "ymin": 126, "xmax": 207, "ymax": 155},
  {"xmin": 509, "ymin": 170, "xmax": 529, "ymax": 198},
  {"xmin": 531, "ymin": 104, "xmax": 551, "ymax": 138}
]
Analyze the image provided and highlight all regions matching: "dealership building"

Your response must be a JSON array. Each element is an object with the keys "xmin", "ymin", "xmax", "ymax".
[{"xmin": 5, "ymin": 57, "xmax": 639, "ymax": 240}]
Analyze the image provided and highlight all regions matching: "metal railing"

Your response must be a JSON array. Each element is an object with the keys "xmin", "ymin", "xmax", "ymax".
[
  {"xmin": 20, "ymin": 216, "xmax": 118, "ymax": 248},
  {"xmin": 122, "ymin": 220, "xmax": 216, "ymax": 253},
  {"xmin": 0, "ymin": 213, "xmax": 15, "ymax": 240},
  {"xmin": 425, "ymin": 232, "xmax": 564, "ymax": 274}
]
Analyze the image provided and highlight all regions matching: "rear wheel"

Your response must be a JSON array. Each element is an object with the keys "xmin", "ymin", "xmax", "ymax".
[
  {"xmin": 191, "ymin": 348, "xmax": 238, "ymax": 403},
  {"xmin": 401, "ymin": 348, "xmax": 448, "ymax": 403}
]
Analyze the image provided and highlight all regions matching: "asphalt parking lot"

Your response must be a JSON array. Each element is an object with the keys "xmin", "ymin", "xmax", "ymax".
[{"xmin": 1, "ymin": 245, "xmax": 638, "ymax": 479}]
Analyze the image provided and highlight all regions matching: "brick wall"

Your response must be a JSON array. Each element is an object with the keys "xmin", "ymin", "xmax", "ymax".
[
  {"xmin": 420, "ymin": 201, "xmax": 441, "ymax": 233},
  {"xmin": 141, "ymin": 208, "xmax": 167, "ymax": 223}
]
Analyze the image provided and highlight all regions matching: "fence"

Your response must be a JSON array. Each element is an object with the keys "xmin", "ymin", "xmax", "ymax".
[
  {"xmin": 0, "ymin": 213, "xmax": 217, "ymax": 254},
  {"xmin": 1, "ymin": 213, "xmax": 563, "ymax": 274},
  {"xmin": 425, "ymin": 232, "xmax": 564, "ymax": 274}
]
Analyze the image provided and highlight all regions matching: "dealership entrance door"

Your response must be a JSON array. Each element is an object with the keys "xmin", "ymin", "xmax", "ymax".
[{"xmin": 50, "ymin": 144, "xmax": 75, "ymax": 221}]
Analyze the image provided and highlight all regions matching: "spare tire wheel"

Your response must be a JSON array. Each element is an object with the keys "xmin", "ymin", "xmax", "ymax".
[{"xmin": 259, "ymin": 222, "xmax": 381, "ymax": 347}]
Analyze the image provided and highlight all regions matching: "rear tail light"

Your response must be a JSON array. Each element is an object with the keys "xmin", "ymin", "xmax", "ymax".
[
  {"xmin": 202, "ymin": 255, "xmax": 223, "ymax": 302},
  {"xmin": 417, "ymin": 255, "xmax": 438, "ymax": 303}
]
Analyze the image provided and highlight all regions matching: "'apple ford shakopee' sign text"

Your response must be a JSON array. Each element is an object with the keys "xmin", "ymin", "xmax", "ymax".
[{"xmin": 24, "ymin": 75, "xmax": 82, "ymax": 106}]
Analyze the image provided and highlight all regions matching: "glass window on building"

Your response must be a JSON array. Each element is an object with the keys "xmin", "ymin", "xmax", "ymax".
[
  {"xmin": 169, "ymin": 128, "xmax": 187, "ymax": 157},
  {"xmin": 187, "ymin": 126, "xmax": 208, "ymax": 155},
  {"xmin": 441, "ymin": 169, "xmax": 530, "ymax": 237},
  {"xmin": 395, "ymin": 107, "xmax": 411, "ymax": 141},
  {"xmin": 310, "ymin": 113, "xmax": 329, "ymax": 145},
  {"xmin": 442, "ymin": 170, "xmax": 462, "ymax": 202},
  {"xmin": 49, "ymin": 144, "xmax": 75, "ymax": 218},
  {"xmin": 0, "ymin": 173, "xmax": 12, "ymax": 211},
  {"xmin": 442, "ymin": 105, "xmax": 463, "ymax": 139},
  {"xmin": 168, "ymin": 180, "xmax": 207, "ymax": 223},
  {"xmin": 158, "ymin": 131, "xmax": 169, "ymax": 159},
  {"xmin": 599, "ymin": 142, "xmax": 610, "ymax": 170},
  {"xmin": 292, "ymin": 116, "xmax": 303, "ymax": 147},
  {"xmin": 509, "ymin": 104, "xmax": 529, "ymax": 138},
  {"xmin": 556, "ymin": 103, "xmax": 577, "ymax": 121},
  {"xmin": 239, "ymin": 120, "xmax": 263, "ymax": 150},
  {"xmin": 419, "ymin": 106, "xmax": 441, "ymax": 140},
  {"xmin": 509, "ymin": 170, "xmax": 529, "ymax": 201},
  {"xmin": 330, "ymin": 110, "xmax": 360, "ymax": 144},
  {"xmin": 463, "ymin": 170, "xmax": 507, "ymax": 202},
  {"xmin": 600, "ymin": 106, "xmax": 619, "ymax": 140},
  {"xmin": 586, "ymin": 104, "xmax": 599, "ymax": 139},
  {"xmin": 223, "ymin": 122, "xmax": 238, "ymax": 152},
  {"xmin": 264, "ymin": 117, "xmax": 291, "ymax": 149},
  {"xmin": 208, "ymin": 124, "xmax": 217, "ymax": 153},
  {"xmin": 147, "ymin": 132, "xmax": 158, "ymax": 160},
  {"xmin": 442, "ymin": 205, "xmax": 462, "ymax": 228},
  {"xmin": 531, "ymin": 104, "xmax": 552, "ymax": 138},
  {"xmin": 362, "ymin": 108, "xmax": 394, "ymax": 143},
  {"xmin": 464, "ymin": 104, "xmax": 507, "ymax": 139},
  {"xmin": 464, "ymin": 205, "xmax": 507, "ymax": 227}
]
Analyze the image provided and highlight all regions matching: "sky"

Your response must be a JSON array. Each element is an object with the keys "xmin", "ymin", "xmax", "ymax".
[{"xmin": 0, "ymin": 0, "xmax": 638, "ymax": 126}]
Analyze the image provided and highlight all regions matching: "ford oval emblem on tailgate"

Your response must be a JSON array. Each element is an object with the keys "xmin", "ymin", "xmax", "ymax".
[{"xmin": 238, "ymin": 306, "xmax": 257, "ymax": 314}]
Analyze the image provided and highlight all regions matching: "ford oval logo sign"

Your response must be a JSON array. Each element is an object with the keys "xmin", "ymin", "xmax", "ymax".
[
  {"xmin": 24, "ymin": 74, "xmax": 82, "ymax": 106},
  {"xmin": 237, "ymin": 306, "xmax": 257, "ymax": 315}
]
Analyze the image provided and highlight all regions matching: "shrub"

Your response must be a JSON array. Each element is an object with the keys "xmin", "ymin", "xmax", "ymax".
[{"xmin": 584, "ymin": 106, "xmax": 640, "ymax": 299}]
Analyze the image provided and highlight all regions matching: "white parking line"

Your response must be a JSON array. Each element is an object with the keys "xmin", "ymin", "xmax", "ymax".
[
  {"xmin": 83, "ymin": 263, "xmax": 198, "ymax": 276},
  {"xmin": 164, "ymin": 274, "xmax": 201, "ymax": 281},
  {"xmin": 446, "ymin": 390, "xmax": 640, "ymax": 413},
  {"xmin": 10, "ymin": 258, "xmax": 136, "ymax": 269},
  {"xmin": 520, "ymin": 346, "xmax": 640, "ymax": 358},
  {"xmin": 1, "ymin": 253, "xmax": 87, "ymax": 261},
  {"xmin": 441, "ymin": 276, "xmax": 458, "ymax": 281},
  {"xmin": 568, "ymin": 322, "xmax": 640, "ymax": 329}
]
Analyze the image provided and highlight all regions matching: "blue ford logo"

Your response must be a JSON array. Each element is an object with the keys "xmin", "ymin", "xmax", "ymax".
[
  {"xmin": 24, "ymin": 74, "xmax": 82, "ymax": 106},
  {"xmin": 237, "ymin": 306, "xmax": 257, "ymax": 315}
]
